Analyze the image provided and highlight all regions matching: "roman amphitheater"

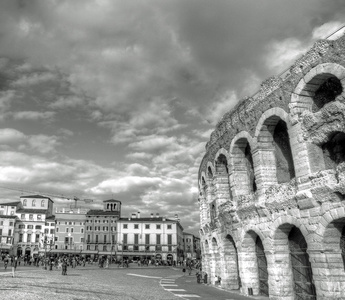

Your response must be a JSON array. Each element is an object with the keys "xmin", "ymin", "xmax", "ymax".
[{"xmin": 198, "ymin": 32, "xmax": 345, "ymax": 300}]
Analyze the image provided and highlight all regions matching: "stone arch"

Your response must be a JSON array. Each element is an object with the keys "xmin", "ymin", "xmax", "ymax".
[
  {"xmin": 272, "ymin": 222, "xmax": 316, "ymax": 300},
  {"xmin": 214, "ymin": 150, "xmax": 232, "ymax": 207},
  {"xmin": 210, "ymin": 237, "xmax": 221, "ymax": 285},
  {"xmin": 255, "ymin": 108, "xmax": 295, "ymax": 186},
  {"xmin": 222, "ymin": 234, "xmax": 240, "ymax": 289},
  {"xmin": 229, "ymin": 131, "xmax": 257, "ymax": 197},
  {"xmin": 207, "ymin": 162, "xmax": 216, "ymax": 179},
  {"xmin": 240, "ymin": 229, "xmax": 269, "ymax": 296},
  {"xmin": 291, "ymin": 63, "xmax": 345, "ymax": 115},
  {"xmin": 214, "ymin": 148, "xmax": 230, "ymax": 165}
]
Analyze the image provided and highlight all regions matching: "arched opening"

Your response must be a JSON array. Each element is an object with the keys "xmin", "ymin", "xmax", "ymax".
[
  {"xmin": 230, "ymin": 138, "xmax": 256, "ymax": 196},
  {"xmin": 257, "ymin": 116, "xmax": 295, "ymax": 185},
  {"xmin": 223, "ymin": 234, "xmax": 240, "ymax": 289},
  {"xmin": 241, "ymin": 230, "xmax": 268, "ymax": 296},
  {"xmin": 322, "ymin": 132, "xmax": 345, "ymax": 169},
  {"xmin": 273, "ymin": 120, "xmax": 295, "ymax": 183},
  {"xmin": 211, "ymin": 237, "xmax": 221, "ymax": 285},
  {"xmin": 256, "ymin": 236, "xmax": 269, "ymax": 296},
  {"xmin": 288, "ymin": 227, "xmax": 316, "ymax": 300},
  {"xmin": 215, "ymin": 154, "xmax": 232, "ymax": 202},
  {"xmin": 312, "ymin": 76, "xmax": 343, "ymax": 112}
]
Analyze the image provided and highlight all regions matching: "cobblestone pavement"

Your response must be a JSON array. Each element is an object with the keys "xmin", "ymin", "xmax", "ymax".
[{"xmin": 0, "ymin": 264, "xmax": 180, "ymax": 300}]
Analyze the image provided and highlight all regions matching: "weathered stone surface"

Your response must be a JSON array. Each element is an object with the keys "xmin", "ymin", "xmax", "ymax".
[{"xmin": 198, "ymin": 33, "xmax": 345, "ymax": 300}]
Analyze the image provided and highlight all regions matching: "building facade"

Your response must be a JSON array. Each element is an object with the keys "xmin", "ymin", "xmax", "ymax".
[
  {"xmin": 198, "ymin": 34, "xmax": 345, "ymax": 299},
  {"xmin": 85, "ymin": 199, "xmax": 121, "ymax": 257},
  {"xmin": 183, "ymin": 232, "xmax": 201, "ymax": 260},
  {"xmin": 14, "ymin": 195, "xmax": 54, "ymax": 257},
  {"xmin": 117, "ymin": 212, "xmax": 184, "ymax": 263},
  {"xmin": 54, "ymin": 207, "xmax": 87, "ymax": 254},
  {"xmin": 0, "ymin": 201, "xmax": 19, "ymax": 255}
]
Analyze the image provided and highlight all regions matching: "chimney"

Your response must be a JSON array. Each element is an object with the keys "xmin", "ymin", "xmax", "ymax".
[
  {"xmin": 151, "ymin": 213, "xmax": 154, "ymax": 218},
  {"xmin": 131, "ymin": 213, "xmax": 136, "ymax": 219},
  {"xmin": 156, "ymin": 213, "xmax": 159, "ymax": 218},
  {"xmin": 137, "ymin": 212, "xmax": 140, "ymax": 219},
  {"xmin": 175, "ymin": 214, "xmax": 178, "ymax": 220}
]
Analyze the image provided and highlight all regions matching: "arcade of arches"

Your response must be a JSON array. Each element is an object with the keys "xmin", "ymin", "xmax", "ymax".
[{"xmin": 198, "ymin": 35, "xmax": 345, "ymax": 299}]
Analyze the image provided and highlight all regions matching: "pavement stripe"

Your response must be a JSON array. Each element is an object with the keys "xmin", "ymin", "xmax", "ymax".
[
  {"xmin": 164, "ymin": 288, "xmax": 186, "ymax": 292},
  {"xmin": 127, "ymin": 273, "xmax": 162, "ymax": 279},
  {"xmin": 161, "ymin": 284, "xmax": 178, "ymax": 286},
  {"xmin": 175, "ymin": 295, "xmax": 200, "ymax": 298}
]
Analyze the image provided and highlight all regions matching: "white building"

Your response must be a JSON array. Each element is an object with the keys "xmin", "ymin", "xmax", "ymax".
[
  {"xmin": 14, "ymin": 195, "xmax": 54, "ymax": 257},
  {"xmin": 117, "ymin": 213, "xmax": 184, "ymax": 263}
]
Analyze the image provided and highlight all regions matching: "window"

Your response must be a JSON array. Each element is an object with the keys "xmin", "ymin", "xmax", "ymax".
[
  {"xmin": 156, "ymin": 234, "xmax": 161, "ymax": 245},
  {"xmin": 21, "ymin": 214, "xmax": 25, "ymax": 219},
  {"xmin": 64, "ymin": 237, "xmax": 69, "ymax": 244},
  {"xmin": 35, "ymin": 225, "xmax": 42, "ymax": 229},
  {"xmin": 123, "ymin": 233, "xmax": 127, "ymax": 244},
  {"xmin": 168, "ymin": 234, "xmax": 172, "ymax": 245},
  {"xmin": 81, "ymin": 228, "xmax": 84, "ymax": 233},
  {"xmin": 81, "ymin": 237, "xmax": 84, "ymax": 243},
  {"xmin": 123, "ymin": 224, "xmax": 128, "ymax": 229},
  {"xmin": 19, "ymin": 233, "xmax": 23, "ymax": 242},
  {"xmin": 35, "ymin": 234, "xmax": 39, "ymax": 242},
  {"xmin": 156, "ymin": 224, "xmax": 161, "ymax": 229},
  {"xmin": 23, "ymin": 199, "xmax": 27, "ymax": 206},
  {"xmin": 95, "ymin": 235, "xmax": 99, "ymax": 243},
  {"xmin": 41, "ymin": 200, "xmax": 45, "ymax": 207},
  {"xmin": 9, "ymin": 222, "xmax": 13, "ymax": 226},
  {"xmin": 29, "ymin": 214, "xmax": 33, "ymax": 220},
  {"xmin": 134, "ymin": 234, "xmax": 139, "ymax": 244},
  {"xmin": 87, "ymin": 245, "xmax": 90, "ymax": 250},
  {"xmin": 95, "ymin": 245, "xmax": 98, "ymax": 251},
  {"xmin": 134, "ymin": 224, "xmax": 139, "ymax": 229},
  {"xmin": 44, "ymin": 228, "xmax": 49, "ymax": 234},
  {"xmin": 66, "ymin": 228, "xmax": 69, "ymax": 233},
  {"xmin": 87, "ymin": 235, "xmax": 90, "ymax": 243},
  {"xmin": 167, "ymin": 224, "xmax": 172, "ymax": 229},
  {"xmin": 104, "ymin": 235, "xmax": 107, "ymax": 243},
  {"xmin": 8, "ymin": 229, "xmax": 12, "ymax": 236},
  {"xmin": 11, "ymin": 211, "xmax": 14, "ymax": 215},
  {"xmin": 71, "ymin": 228, "xmax": 74, "ymax": 233},
  {"xmin": 37, "ymin": 215, "xmax": 41, "ymax": 220},
  {"xmin": 27, "ymin": 234, "xmax": 31, "ymax": 242},
  {"xmin": 50, "ymin": 229, "xmax": 54, "ymax": 234},
  {"xmin": 69, "ymin": 222, "xmax": 72, "ymax": 225},
  {"xmin": 145, "ymin": 234, "xmax": 150, "ymax": 245},
  {"xmin": 27, "ymin": 225, "xmax": 33, "ymax": 229},
  {"xmin": 0, "ymin": 229, "xmax": 2, "ymax": 235},
  {"xmin": 19, "ymin": 224, "xmax": 25, "ymax": 229},
  {"xmin": 55, "ymin": 236, "xmax": 58, "ymax": 241},
  {"xmin": 32, "ymin": 199, "xmax": 36, "ymax": 207},
  {"xmin": 56, "ymin": 227, "xmax": 59, "ymax": 233},
  {"xmin": 145, "ymin": 224, "xmax": 150, "ymax": 229}
]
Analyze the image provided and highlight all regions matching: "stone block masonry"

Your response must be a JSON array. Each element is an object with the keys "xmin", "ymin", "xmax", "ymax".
[{"xmin": 198, "ymin": 32, "xmax": 345, "ymax": 300}]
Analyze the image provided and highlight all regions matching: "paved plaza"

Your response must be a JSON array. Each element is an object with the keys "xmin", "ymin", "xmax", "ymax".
[{"xmin": 0, "ymin": 264, "xmax": 263, "ymax": 300}]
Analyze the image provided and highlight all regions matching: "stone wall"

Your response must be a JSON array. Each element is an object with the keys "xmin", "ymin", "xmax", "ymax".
[{"xmin": 198, "ymin": 33, "xmax": 345, "ymax": 300}]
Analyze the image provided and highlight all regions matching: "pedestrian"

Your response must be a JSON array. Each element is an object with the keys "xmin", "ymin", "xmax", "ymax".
[
  {"xmin": 4, "ymin": 255, "xmax": 9, "ymax": 270},
  {"xmin": 62, "ymin": 258, "xmax": 67, "ymax": 275}
]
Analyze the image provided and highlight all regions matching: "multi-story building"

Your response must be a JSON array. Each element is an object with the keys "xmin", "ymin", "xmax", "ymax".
[
  {"xmin": 54, "ymin": 207, "xmax": 87, "ymax": 255},
  {"xmin": 117, "ymin": 212, "xmax": 184, "ymax": 263},
  {"xmin": 14, "ymin": 195, "xmax": 54, "ymax": 257},
  {"xmin": 183, "ymin": 232, "xmax": 201, "ymax": 260},
  {"xmin": 85, "ymin": 199, "xmax": 121, "ymax": 258},
  {"xmin": 0, "ymin": 201, "xmax": 19, "ymax": 255}
]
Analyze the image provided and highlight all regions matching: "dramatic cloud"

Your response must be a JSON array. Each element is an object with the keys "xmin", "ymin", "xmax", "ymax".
[{"xmin": 0, "ymin": 0, "xmax": 344, "ymax": 234}]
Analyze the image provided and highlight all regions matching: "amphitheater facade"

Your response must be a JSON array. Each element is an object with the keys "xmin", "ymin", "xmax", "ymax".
[{"xmin": 198, "ymin": 32, "xmax": 345, "ymax": 300}]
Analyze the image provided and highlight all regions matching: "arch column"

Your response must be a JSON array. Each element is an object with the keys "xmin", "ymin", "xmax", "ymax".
[
  {"xmin": 221, "ymin": 235, "xmax": 240, "ymax": 290},
  {"xmin": 307, "ymin": 249, "xmax": 345, "ymax": 300}
]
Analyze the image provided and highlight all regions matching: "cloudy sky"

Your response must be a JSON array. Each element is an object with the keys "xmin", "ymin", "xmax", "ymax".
[{"xmin": 0, "ymin": 0, "xmax": 344, "ymax": 235}]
